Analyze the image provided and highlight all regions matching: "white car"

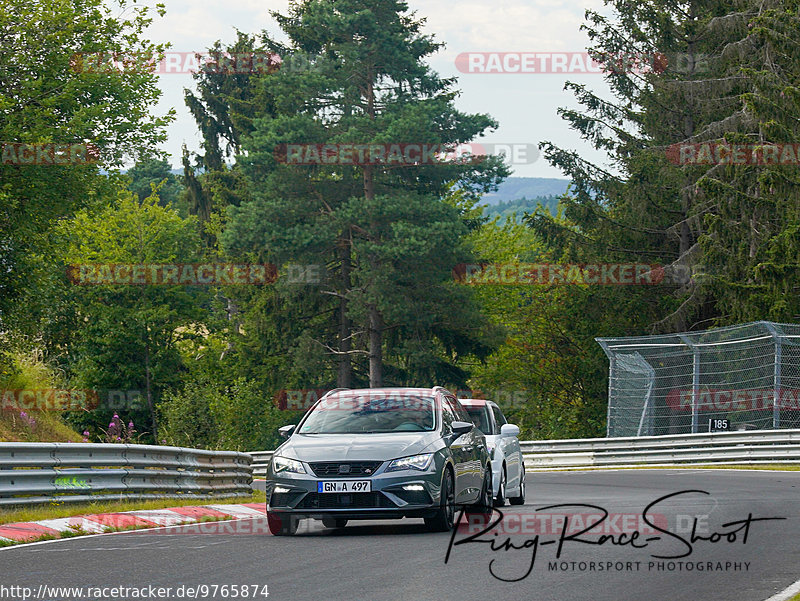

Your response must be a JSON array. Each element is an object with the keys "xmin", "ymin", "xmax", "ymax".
[{"xmin": 460, "ymin": 399, "xmax": 525, "ymax": 506}]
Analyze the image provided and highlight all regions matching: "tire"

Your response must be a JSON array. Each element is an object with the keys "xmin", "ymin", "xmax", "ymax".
[
  {"xmin": 466, "ymin": 467, "xmax": 492, "ymax": 518},
  {"xmin": 425, "ymin": 468, "xmax": 455, "ymax": 532},
  {"xmin": 494, "ymin": 467, "xmax": 506, "ymax": 507},
  {"xmin": 509, "ymin": 466, "xmax": 526, "ymax": 506},
  {"xmin": 267, "ymin": 512, "xmax": 299, "ymax": 536},
  {"xmin": 321, "ymin": 517, "xmax": 348, "ymax": 529}
]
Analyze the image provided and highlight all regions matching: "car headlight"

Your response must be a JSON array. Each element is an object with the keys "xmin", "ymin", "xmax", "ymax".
[
  {"xmin": 386, "ymin": 453, "xmax": 434, "ymax": 472},
  {"xmin": 271, "ymin": 455, "xmax": 306, "ymax": 474}
]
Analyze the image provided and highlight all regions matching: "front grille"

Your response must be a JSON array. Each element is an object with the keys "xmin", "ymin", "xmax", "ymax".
[
  {"xmin": 308, "ymin": 461, "xmax": 383, "ymax": 477},
  {"xmin": 297, "ymin": 492, "xmax": 395, "ymax": 510}
]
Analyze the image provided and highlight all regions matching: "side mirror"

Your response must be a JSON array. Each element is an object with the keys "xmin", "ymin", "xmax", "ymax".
[
  {"xmin": 279, "ymin": 424, "xmax": 296, "ymax": 438},
  {"xmin": 450, "ymin": 421, "xmax": 474, "ymax": 441},
  {"xmin": 500, "ymin": 423, "xmax": 520, "ymax": 438},
  {"xmin": 452, "ymin": 421, "xmax": 474, "ymax": 435}
]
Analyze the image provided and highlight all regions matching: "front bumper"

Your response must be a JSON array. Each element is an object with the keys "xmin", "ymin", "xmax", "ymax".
[{"xmin": 267, "ymin": 462, "xmax": 443, "ymax": 521}]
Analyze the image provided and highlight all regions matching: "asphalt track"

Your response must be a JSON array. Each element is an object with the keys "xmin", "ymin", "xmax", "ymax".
[{"xmin": 2, "ymin": 470, "xmax": 799, "ymax": 601}]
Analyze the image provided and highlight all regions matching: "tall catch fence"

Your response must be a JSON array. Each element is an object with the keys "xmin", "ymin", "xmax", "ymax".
[{"xmin": 597, "ymin": 321, "xmax": 800, "ymax": 437}]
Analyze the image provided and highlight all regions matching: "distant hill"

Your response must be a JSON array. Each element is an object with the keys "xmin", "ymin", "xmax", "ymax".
[
  {"xmin": 483, "ymin": 195, "xmax": 560, "ymax": 222},
  {"xmin": 161, "ymin": 171, "xmax": 568, "ymax": 222},
  {"xmin": 481, "ymin": 177, "xmax": 570, "ymax": 205}
]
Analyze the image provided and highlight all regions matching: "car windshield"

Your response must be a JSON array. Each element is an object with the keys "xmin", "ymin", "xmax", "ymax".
[
  {"xmin": 464, "ymin": 406, "xmax": 491, "ymax": 434},
  {"xmin": 298, "ymin": 394, "xmax": 437, "ymax": 434}
]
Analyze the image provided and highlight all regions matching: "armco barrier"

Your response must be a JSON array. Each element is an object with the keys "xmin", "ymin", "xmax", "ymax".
[
  {"xmin": 518, "ymin": 429, "xmax": 800, "ymax": 469},
  {"xmin": 250, "ymin": 451, "xmax": 274, "ymax": 478},
  {"xmin": 249, "ymin": 429, "xmax": 800, "ymax": 475},
  {"xmin": 0, "ymin": 443, "xmax": 253, "ymax": 507}
]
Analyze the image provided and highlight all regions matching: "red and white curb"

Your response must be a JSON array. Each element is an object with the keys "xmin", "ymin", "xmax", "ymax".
[{"xmin": 0, "ymin": 503, "xmax": 267, "ymax": 544}]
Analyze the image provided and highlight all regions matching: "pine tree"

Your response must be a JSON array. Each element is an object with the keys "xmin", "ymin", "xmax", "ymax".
[
  {"xmin": 698, "ymin": 1, "xmax": 800, "ymax": 321},
  {"xmin": 528, "ymin": 0, "xmax": 786, "ymax": 332},
  {"xmin": 223, "ymin": 0, "xmax": 507, "ymax": 387}
]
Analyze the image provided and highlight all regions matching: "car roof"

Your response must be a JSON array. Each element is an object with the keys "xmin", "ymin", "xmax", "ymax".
[
  {"xmin": 325, "ymin": 387, "xmax": 442, "ymax": 396},
  {"xmin": 457, "ymin": 398, "xmax": 491, "ymax": 407},
  {"xmin": 320, "ymin": 386, "xmax": 455, "ymax": 398}
]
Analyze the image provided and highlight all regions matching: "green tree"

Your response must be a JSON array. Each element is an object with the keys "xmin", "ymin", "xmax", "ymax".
[
  {"xmin": 463, "ymin": 216, "xmax": 612, "ymax": 439},
  {"xmin": 530, "ymin": 0, "xmax": 726, "ymax": 333},
  {"xmin": 59, "ymin": 192, "xmax": 206, "ymax": 440},
  {"xmin": 126, "ymin": 158, "xmax": 183, "ymax": 208},
  {"xmin": 0, "ymin": 0, "xmax": 173, "ymax": 340},
  {"xmin": 697, "ymin": 2, "xmax": 800, "ymax": 322},
  {"xmin": 507, "ymin": 0, "xmax": 800, "ymax": 438},
  {"xmin": 223, "ymin": 0, "xmax": 507, "ymax": 389},
  {"xmin": 181, "ymin": 32, "xmax": 278, "ymax": 241},
  {"xmin": 533, "ymin": 0, "xmax": 800, "ymax": 332}
]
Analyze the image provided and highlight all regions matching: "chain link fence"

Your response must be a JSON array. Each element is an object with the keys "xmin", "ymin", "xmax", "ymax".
[{"xmin": 597, "ymin": 321, "xmax": 800, "ymax": 437}]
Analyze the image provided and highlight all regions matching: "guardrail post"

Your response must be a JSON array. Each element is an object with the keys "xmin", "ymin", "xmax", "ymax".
[
  {"xmin": 691, "ymin": 348, "xmax": 700, "ymax": 433},
  {"xmin": 597, "ymin": 340, "xmax": 615, "ymax": 437},
  {"xmin": 763, "ymin": 322, "xmax": 783, "ymax": 429},
  {"xmin": 774, "ymin": 339, "xmax": 783, "ymax": 428},
  {"xmin": 678, "ymin": 334, "xmax": 700, "ymax": 433}
]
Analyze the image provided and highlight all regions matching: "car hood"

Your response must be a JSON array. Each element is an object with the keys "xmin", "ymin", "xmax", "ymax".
[{"xmin": 278, "ymin": 432, "xmax": 440, "ymax": 462}]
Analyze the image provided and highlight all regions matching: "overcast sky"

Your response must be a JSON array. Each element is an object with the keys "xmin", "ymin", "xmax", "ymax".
[{"xmin": 142, "ymin": 0, "xmax": 613, "ymax": 178}]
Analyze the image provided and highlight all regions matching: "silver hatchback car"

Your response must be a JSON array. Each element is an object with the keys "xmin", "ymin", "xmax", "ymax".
[
  {"xmin": 459, "ymin": 398, "xmax": 525, "ymax": 507},
  {"xmin": 266, "ymin": 387, "xmax": 492, "ymax": 535}
]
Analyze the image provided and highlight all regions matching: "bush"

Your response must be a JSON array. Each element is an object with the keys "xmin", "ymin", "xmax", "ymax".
[{"xmin": 158, "ymin": 376, "xmax": 298, "ymax": 451}]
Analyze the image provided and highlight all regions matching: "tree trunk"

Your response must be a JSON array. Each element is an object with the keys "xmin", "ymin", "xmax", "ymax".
[
  {"xmin": 364, "ymin": 162, "xmax": 382, "ymax": 387},
  {"xmin": 144, "ymin": 331, "xmax": 158, "ymax": 438},
  {"xmin": 363, "ymin": 72, "xmax": 383, "ymax": 388},
  {"xmin": 337, "ymin": 239, "xmax": 352, "ymax": 387},
  {"xmin": 368, "ymin": 303, "xmax": 382, "ymax": 388},
  {"xmin": 676, "ymin": 30, "xmax": 699, "ymax": 331},
  {"xmin": 679, "ymin": 37, "xmax": 697, "ymax": 259}
]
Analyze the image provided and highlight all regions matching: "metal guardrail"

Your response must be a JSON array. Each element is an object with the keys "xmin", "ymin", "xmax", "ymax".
[
  {"xmin": 249, "ymin": 429, "xmax": 800, "ymax": 474},
  {"xmin": 250, "ymin": 451, "xmax": 274, "ymax": 478},
  {"xmin": 0, "ymin": 443, "xmax": 253, "ymax": 507},
  {"xmin": 519, "ymin": 429, "xmax": 800, "ymax": 468}
]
